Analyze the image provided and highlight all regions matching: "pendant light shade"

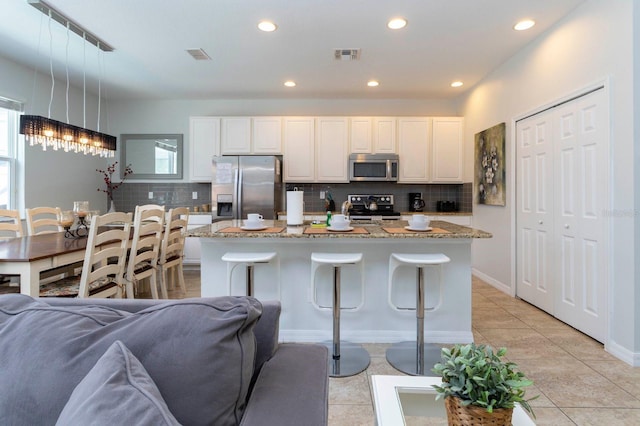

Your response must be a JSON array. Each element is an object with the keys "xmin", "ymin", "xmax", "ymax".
[{"xmin": 20, "ymin": 115, "xmax": 116, "ymax": 157}]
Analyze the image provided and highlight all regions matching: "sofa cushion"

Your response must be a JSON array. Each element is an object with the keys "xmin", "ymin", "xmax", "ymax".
[
  {"xmin": 56, "ymin": 340, "xmax": 180, "ymax": 426},
  {"xmin": 0, "ymin": 294, "xmax": 262, "ymax": 426}
]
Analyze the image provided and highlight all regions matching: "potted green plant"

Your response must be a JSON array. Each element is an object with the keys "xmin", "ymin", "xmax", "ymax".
[{"xmin": 432, "ymin": 343, "xmax": 536, "ymax": 426}]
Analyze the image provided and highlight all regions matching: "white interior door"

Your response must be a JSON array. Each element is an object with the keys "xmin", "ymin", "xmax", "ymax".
[
  {"xmin": 516, "ymin": 111, "xmax": 555, "ymax": 314},
  {"xmin": 516, "ymin": 88, "xmax": 608, "ymax": 342},
  {"xmin": 553, "ymin": 89, "xmax": 608, "ymax": 342}
]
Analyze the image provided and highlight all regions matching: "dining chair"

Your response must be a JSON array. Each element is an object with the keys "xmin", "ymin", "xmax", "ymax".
[
  {"xmin": 39, "ymin": 212, "xmax": 132, "ymax": 298},
  {"xmin": 125, "ymin": 204, "xmax": 165, "ymax": 299},
  {"xmin": 157, "ymin": 207, "xmax": 189, "ymax": 298},
  {"xmin": 0, "ymin": 209, "xmax": 24, "ymax": 292},
  {"xmin": 0, "ymin": 208, "xmax": 23, "ymax": 238},
  {"xmin": 26, "ymin": 206, "xmax": 63, "ymax": 235}
]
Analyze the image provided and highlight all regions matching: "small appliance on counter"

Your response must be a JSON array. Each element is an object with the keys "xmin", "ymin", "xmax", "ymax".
[
  {"xmin": 409, "ymin": 192, "xmax": 425, "ymax": 212},
  {"xmin": 436, "ymin": 201, "xmax": 458, "ymax": 212}
]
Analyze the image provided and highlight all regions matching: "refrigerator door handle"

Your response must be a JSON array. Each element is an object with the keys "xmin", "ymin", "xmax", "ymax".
[{"xmin": 237, "ymin": 168, "xmax": 243, "ymax": 220}]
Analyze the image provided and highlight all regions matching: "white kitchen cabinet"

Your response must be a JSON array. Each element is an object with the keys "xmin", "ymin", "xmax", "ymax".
[
  {"xmin": 252, "ymin": 117, "xmax": 282, "ymax": 154},
  {"xmin": 431, "ymin": 117, "xmax": 464, "ymax": 182},
  {"xmin": 183, "ymin": 214, "xmax": 212, "ymax": 266},
  {"xmin": 220, "ymin": 117, "xmax": 252, "ymax": 154},
  {"xmin": 316, "ymin": 117, "xmax": 349, "ymax": 182},
  {"xmin": 283, "ymin": 117, "xmax": 315, "ymax": 182},
  {"xmin": 397, "ymin": 117, "xmax": 430, "ymax": 183},
  {"xmin": 373, "ymin": 117, "xmax": 397, "ymax": 153},
  {"xmin": 189, "ymin": 117, "xmax": 220, "ymax": 182},
  {"xmin": 349, "ymin": 117, "xmax": 373, "ymax": 153}
]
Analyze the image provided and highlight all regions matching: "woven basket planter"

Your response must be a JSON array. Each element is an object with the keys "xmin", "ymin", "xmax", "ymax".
[{"xmin": 444, "ymin": 396, "xmax": 514, "ymax": 426}]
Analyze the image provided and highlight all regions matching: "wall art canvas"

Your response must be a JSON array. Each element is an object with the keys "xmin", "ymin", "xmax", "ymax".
[{"xmin": 475, "ymin": 122, "xmax": 506, "ymax": 206}]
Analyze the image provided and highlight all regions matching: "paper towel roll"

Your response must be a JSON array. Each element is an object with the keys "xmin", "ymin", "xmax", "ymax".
[{"xmin": 287, "ymin": 191, "xmax": 304, "ymax": 225}]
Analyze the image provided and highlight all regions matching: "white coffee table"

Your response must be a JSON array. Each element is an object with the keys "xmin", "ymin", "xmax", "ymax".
[{"xmin": 371, "ymin": 375, "xmax": 535, "ymax": 425}]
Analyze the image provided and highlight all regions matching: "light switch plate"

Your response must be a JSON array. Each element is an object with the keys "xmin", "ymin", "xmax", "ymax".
[
  {"xmin": 320, "ymin": 191, "xmax": 325, "ymax": 199},
  {"xmin": 192, "ymin": 191, "xmax": 198, "ymax": 200},
  {"xmin": 148, "ymin": 192, "xmax": 153, "ymax": 199}
]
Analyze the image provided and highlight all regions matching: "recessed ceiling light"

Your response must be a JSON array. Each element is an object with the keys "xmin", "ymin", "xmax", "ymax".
[
  {"xmin": 451, "ymin": 81, "xmax": 463, "ymax": 88},
  {"xmin": 387, "ymin": 18, "xmax": 407, "ymax": 30},
  {"xmin": 258, "ymin": 21, "xmax": 277, "ymax": 32},
  {"xmin": 367, "ymin": 80, "xmax": 379, "ymax": 87},
  {"xmin": 284, "ymin": 81, "xmax": 296, "ymax": 87},
  {"xmin": 514, "ymin": 19, "xmax": 535, "ymax": 31}
]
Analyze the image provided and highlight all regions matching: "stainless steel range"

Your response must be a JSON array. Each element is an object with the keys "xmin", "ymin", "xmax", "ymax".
[{"xmin": 347, "ymin": 194, "xmax": 401, "ymax": 220}]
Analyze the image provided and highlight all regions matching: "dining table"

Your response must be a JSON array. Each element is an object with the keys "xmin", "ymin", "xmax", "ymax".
[{"xmin": 0, "ymin": 232, "xmax": 92, "ymax": 297}]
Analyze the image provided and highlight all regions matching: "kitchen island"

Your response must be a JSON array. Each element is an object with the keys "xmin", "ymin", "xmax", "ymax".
[{"xmin": 187, "ymin": 220, "xmax": 491, "ymax": 344}]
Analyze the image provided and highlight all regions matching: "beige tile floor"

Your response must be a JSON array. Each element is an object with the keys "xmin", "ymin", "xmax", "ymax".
[{"xmin": 165, "ymin": 270, "xmax": 640, "ymax": 426}]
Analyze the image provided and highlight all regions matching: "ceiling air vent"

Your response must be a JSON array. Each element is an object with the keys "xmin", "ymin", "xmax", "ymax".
[
  {"xmin": 334, "ymin": 48, "xmax": 361, "ymax": 61},
  {"xmin": 186, "ymin": 48, "xmax": 211, "ymax": 60}
]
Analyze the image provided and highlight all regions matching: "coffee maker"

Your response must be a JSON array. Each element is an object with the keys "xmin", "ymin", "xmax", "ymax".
[{"xmin": 409, "ymin": 192, "xmax": 425, "ymax": 212}]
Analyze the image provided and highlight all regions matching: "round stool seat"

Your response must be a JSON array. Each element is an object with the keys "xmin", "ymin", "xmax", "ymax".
[
  {"xmin": 222, "ymin": 252, "xmax": 277, "ymax": 264},
  {"xmin": 390, "ymin": 253, "xmax": 450, "ymax": 266},
  {"xmin": 311, "ymin": 252, "xmax": 363, "ymax": 265},
  {"xmin": 222, "ymin": 252, "xmax": 279, "ymax": 298}
]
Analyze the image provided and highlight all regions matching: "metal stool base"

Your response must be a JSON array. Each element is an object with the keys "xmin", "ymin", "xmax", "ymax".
[
  {"xmin": 321, "ymin": 341, "xmax": 370, "ymax": 378},
  {"xmin": 386, "ymin": 341, "xmax": 443, "ymax": 376}
]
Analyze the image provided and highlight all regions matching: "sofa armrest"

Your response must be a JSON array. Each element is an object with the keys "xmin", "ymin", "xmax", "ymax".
[{"xmin": 241, "ymin": 343, "xmax": 329, "ymax": 426}]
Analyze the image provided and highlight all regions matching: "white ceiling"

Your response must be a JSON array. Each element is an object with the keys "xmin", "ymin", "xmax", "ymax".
[{"xmin": 0, "ymin": 0, "xmax": 585, "ymax": 101}]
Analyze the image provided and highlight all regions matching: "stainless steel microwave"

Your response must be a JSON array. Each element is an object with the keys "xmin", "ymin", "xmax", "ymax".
[{"xmin": 348, "ymin": 153, "xmax": 399, "ymax": 182}]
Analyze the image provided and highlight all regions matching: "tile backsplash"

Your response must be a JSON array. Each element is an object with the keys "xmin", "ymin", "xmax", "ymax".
[{"xmin": 111, "ymin": 181, "xmax": 471, "ymax": 214}]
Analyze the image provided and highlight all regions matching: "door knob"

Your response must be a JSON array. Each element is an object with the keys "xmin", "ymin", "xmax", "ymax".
[
  {"xmin": 564, "ymin": 224, "xmax": 569, "ymax": 229},
  {"xmin": 538, "ymin": 220, "xmax": 543, "ymax": 225}
]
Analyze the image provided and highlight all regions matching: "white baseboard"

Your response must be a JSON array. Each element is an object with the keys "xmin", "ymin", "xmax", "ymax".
[
  {"xmin": 605, "ymin": 339, "xmax": 640, "ymax": 367},
  {"xmin": 471, "ymin": 268, "xmax": 513, "ymax": 295}
]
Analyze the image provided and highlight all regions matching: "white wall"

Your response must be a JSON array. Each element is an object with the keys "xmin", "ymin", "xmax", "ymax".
[
  {"xmin": 105, "ymin": 98, "xmax": 459, "ymax": 182},
  {"xmin": 457, "ymin": 0, "xmax": 638, "ymax": 361},
  {"xmin": 0, "ymin": 53, "xmax": 111, "ymax": 213}
]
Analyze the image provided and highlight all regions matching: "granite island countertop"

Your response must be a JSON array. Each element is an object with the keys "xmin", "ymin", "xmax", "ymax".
[{"xmin": 186, "ymin": 219, "xmax": 491, "ymax": 239}]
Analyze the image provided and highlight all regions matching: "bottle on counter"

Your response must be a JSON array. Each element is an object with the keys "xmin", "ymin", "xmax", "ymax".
[{"xmin": 326, "ymin": 211, "xmax": 332, "ymax": 226}]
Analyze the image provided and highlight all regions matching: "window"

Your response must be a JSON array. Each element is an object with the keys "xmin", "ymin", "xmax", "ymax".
[{"xmin": 0, "ymin": 97, "xmax": 22, "ymax": 210}]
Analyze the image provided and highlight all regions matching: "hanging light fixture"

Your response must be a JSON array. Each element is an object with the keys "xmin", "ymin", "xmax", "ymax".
[{"xmin": 20, "ymin": 0, "xmax": 116, "ymax": 157}]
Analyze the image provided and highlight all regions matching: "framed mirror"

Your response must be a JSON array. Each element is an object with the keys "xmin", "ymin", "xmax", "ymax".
[{"xmin": 120, "ymin": 134, "xmax": 183, "ymax": 179}]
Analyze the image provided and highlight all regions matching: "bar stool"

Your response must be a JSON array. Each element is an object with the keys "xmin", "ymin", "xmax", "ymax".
[
  {"xmin": 310, "ymin": 252, "xmax": 369, "ymax": 377},
  {"xmin": 221, "ymin": 252, "xmax": 279, "ymax": 298},
  {"xmin": 386, "ymin": 253, "xmax": 450, "ymax": 375}
]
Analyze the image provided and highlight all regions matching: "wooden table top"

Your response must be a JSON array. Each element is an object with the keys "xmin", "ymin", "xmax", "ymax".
[{"xmin": 0, "ymin": 232, "xmax": 87, "ymax": 263}]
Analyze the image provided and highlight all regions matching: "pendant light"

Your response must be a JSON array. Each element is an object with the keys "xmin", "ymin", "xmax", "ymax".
[{"xmin": 19, "ymin": 0, "xmax": 116, "ymax": 157}]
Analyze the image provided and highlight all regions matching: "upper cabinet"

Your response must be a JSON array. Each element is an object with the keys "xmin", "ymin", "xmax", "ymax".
[
  {"xmin": 283, "ymin": 117, "xmax": 315, "ymax": 182},
  {"xmin": 220, "ymin": 117, "xmax": 282, "ymax": 155},
  {"xmin": 315, "ymin": 117, "xmax": 349, "ymax": 182},
  {"xmin": 189, "ymin": 116, "xmax": 220, "ymax": 182},
  {"xmin": 431, "ymin": 117, "xmax": 464, "ymax": 183},
  {"xmin": 252, "ymin": 117, "xmax": 282, "ymax": 154},
  {"xmin": 349, "ymin": 117, "xmax": 373, "ymax": 153},
  {"xmin": 372, "ymin": 117, "xmax": 397, "ymax": 153},
  {"xmin": 397, "ymin": 118, "xmax": 430, "ymax": 183},
  {"xmin": 283, "ymin": 117, "xmax": 349, "ymax": 183},
  {"xmin": 220, "ymin": 117, "xmax": 251, "ymax": 154}
]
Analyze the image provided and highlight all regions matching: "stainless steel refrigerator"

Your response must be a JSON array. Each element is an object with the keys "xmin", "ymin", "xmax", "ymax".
[{"xmin": 211, "ymin": 156, "xmax": 283, "ymax": 220}]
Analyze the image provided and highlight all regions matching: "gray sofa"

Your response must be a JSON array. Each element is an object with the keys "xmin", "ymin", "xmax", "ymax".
[{"xmin": 0, "ymin": 294, "xmax": 328, "ymax": 426}]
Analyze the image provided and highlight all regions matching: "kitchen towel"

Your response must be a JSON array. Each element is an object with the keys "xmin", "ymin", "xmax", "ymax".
[{"xmin": 286, "ymin": 191, "xmax": 304, "ymax": 225}]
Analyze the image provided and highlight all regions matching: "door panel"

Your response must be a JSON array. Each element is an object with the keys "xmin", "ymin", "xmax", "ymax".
[
  {"xmin": 516, "ymin": 112, "xmax": 554, "ymax": 313},
  {"xmin": 553, "ymin": 90, "xmax": 607, "ymax": 341}
]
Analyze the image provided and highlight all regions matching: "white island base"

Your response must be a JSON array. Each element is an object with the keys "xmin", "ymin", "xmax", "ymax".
[{"xmin": 199, "ymin": 233, "xmax": 474, "ymax": 344}]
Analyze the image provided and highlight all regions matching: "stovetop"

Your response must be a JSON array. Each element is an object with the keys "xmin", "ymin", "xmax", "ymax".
[{"xmin": 347, "ymin": 194, "xmax": 400, "ymax": 219}]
